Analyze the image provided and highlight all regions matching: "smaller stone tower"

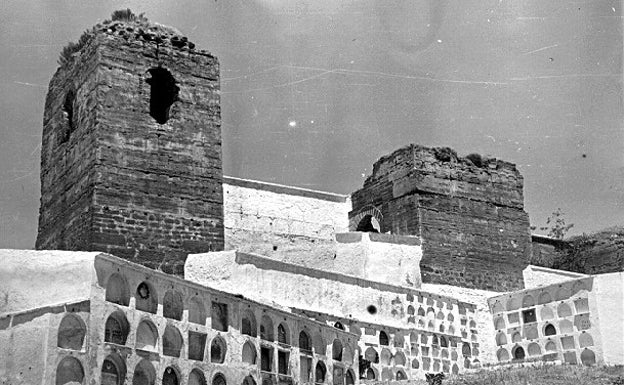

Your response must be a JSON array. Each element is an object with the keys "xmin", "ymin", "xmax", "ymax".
[
  {"xmin": 350, "ymin": 145, "xmax": 532, "ymax": 291},
  {"xmin": 36, "ymin": 11, "xmax": 223, "ymax": 274}
]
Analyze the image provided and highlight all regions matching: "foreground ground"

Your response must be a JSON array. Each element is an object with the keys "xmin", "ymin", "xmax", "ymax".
[
  {"xmin": 448, "ymin": 365, "xmax": 624, "ymax": 385},
  {"xmin": 370, "ymin": 365, "xmax": 624, "ymax": 385}
]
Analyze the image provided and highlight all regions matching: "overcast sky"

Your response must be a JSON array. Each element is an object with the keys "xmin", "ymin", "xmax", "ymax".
[{"xmin": 0, "ymin": 0, "xmax": 622, "ymax": 248}]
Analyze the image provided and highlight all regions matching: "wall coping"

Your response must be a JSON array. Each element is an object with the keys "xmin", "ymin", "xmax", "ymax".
[
  {"xmin": 223, "ymin": 175, "xmax": 349, "ymax": 203},
  {"xmin": 234, "ymin": 251, "xmax": 476, "ymax": 309}
]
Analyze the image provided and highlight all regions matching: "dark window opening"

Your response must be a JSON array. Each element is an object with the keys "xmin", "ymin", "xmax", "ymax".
[
  {"xmin": 334, "ymin": 322, "xmax": 344, "ymax": 330},
  {"xmin": 367, "ymin": 305, "xmax": 377, "ymax": 315},
  {"xmin": 211, "ymin": 302, "xmax": 229, "ymax": 332},
  {"xmin": 278, "ymin": 350, "xmax": 289, "ymax": 374},
  {"xmin": 188, "ymin": 331, "xmax": 207, "ymax": 361},
  {"xmin": 522, "ymin": 308, "xmax": 537, "ymax": 323},
  {"xmin": 146, "ymin": 67, "xmax": 179, "ymax": 124},
  {"xmin": 356, "ymin": 215, "xmax": 380, "ymax": 233},
  {"xmin": 261, "ymin": 346, "xmax": 273, "ymax": 372},
  {"xmin": 61, "ymin": 90, "xmax": 75, "ymax": 144}
]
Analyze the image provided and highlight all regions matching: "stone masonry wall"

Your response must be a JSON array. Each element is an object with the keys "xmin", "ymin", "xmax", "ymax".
[
  {"xmin": 350, "ymin": 145, "xmax": 531, "ymax": 291},
  {"xmin": 223, "ymin": 176, "xmax": 350, "ymax": 267},
  {"xmin": 551, "ymin": 228, "xmax": 624, "ymax": 275},
  {"xmin": 37, "ymin": 20, "xmax": 224, "ymax": 275}
]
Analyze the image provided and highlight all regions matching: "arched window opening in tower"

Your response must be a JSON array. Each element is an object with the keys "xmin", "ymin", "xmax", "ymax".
[
  {"xmin": 356, "ymin": 215, "xmax": 380, "ymax": 232},
  {"xmin": 146, "ymin": 67, "xmax": 179, "ymax": 124},
  {"xmin": 60, "ymin": 90, "xmax": 75, "ymax": 144}
]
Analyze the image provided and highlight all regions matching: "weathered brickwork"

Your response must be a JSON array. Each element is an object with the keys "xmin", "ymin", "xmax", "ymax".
[
  {"xmin": 350, "ymin": 145, "xmax": 531, "ymax": 291},
  {"xmin": 550, "ymin": 228, "xmax": 624, "ymax": 275},
  {"xmin": 36, "ymin": 19, "xmax": 224, "ymax": 275}
]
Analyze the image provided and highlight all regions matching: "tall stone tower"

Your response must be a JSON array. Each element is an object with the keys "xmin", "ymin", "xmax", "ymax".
[
  {"xmin": 350, "ymin": 145, "xmax": 531, "ymax": 292},
  {"xmin": 36, "ymin": 12, "xmax": 223, "ymax": 274}
]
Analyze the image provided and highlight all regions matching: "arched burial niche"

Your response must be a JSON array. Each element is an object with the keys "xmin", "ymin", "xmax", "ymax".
[
  {"xmin": 146, "ymin": 67, "xmax": 179, "ymax": 124},
  {"xmin": 242, "ymin": 341, "xmax": 257, "ymax": 364},
  {"xmin": 135, "ymin": 281, "xmax": 157, "ymax": 314},
  {"xmin": 104, "ymin": 310, "xmax": 130, "ymax": 345},
  {"xmin": 278, "ymin": 323, "xmax": 290, "ymax": 345},
  {"xmin": 299, "ymin": 330, "xmax": 312, "ymax": 354},
  {"xmin": 163, "ymin": 290, "xmax": 183, "ymax": 321},
  {"xmin": 260, "ymin": 315, "xmax": 274, "ymax": 341},
  {"xmin": 163, "ymin": 366, "xmax": 180, "ymax": 385},
  {"xmin": 213, "ymin": 373, "xmax": 227, "ymax": 385},
  {"xmin": 211, "ymin": 336, "xmax": 227, "ymax": 363},
  {"xmin": 313, "ymin": 333, "xmax": 326, "ymax": 355},
  {"xmin": 101, "ymin": 354, "xmax": 127, "ymax": 385},
  {"xmin": 332, "ymin": 339, "xmax": 343, "ymax": 360},
  {"xmin": 243, "ymin": 376, "xmax": 256, "ymax": 385},
  {"xmin": 315, "ymin": 361, "xmax": 327, "ymax": 384},
  {"xmin": 395, "ymin": 351, "xmax": 407, "ymax": 366},
  {"xmin": 364, "ymin": 347, "xmax": 379, "ymax": 363},
  {"xmin": 241, "ymin": 309, "xmax": 257, "ymax": 337},
  {"xmin": 105, "ymin": 273, "xmax": 130, "ymax": 306},
  {"xmin": 132, "ymin": 359, "xmax": 156, "ymax": 385},
  {"xmin": 57, "ymin": 314, "xmax": 86, "ymax": 350},
  {"xmin": 512, "ymin": 346, "xmax": 525, "ymax": 360},
  {"xmin": 135, "ymin": 319, "xmax": 159, "ymax": 351},
  {"xmin": 163, "ymin": 325, "xmax": 184, "ymax": 357},
  {"xmin": 346, "ymin": 369, "xmax": 355, "ymax": 385},
  {"xmin": 380, "ymin": 348, "xmax": 392, "ymax": 365},
  {"xmin": 581, "ymin": 349, "xmax": 596, "ymax": 366},
  {"xmin": 189, "ymin": 297, "xmax": 206, "ymax": 325},
  {"xmin": 396, "ymin": 370, "xmax": 407, "ymax": 381},
  {"xmin": 496, "ymin": 348, "xmax": 510, "ymax": 362},
  {"xmin": 189, "ymin": 369, "xmax": 207, "ymax": 385},
  {"xmin": 379, "ymin": 331, "xmax": 389, "ymax": 346},
  {"xmin": 544, "ymin": 323, "xmax": 556, "ymax": 336},
  {"xmin": 56, "ymin": 356, "xmax": 84, "ymax": 385}
]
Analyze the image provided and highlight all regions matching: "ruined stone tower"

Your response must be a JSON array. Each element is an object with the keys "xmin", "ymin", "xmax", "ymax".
[
  {"xmin": 350, "ymin": 145, "xmax": 531, "ymax": 291},
  {"xmin": 36, "ymin": 14, "xmax": 223, "ymax": 274}
]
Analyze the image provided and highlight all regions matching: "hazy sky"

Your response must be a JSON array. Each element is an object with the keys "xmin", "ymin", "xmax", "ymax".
[{"xmin": 0, "ymin": 0, "xmax": 622, "ymax": 249}]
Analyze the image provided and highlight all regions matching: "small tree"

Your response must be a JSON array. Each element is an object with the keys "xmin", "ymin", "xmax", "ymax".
[{"xmin": 530, "ymin": 208, "xmax": 574, "ymax": 240}]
